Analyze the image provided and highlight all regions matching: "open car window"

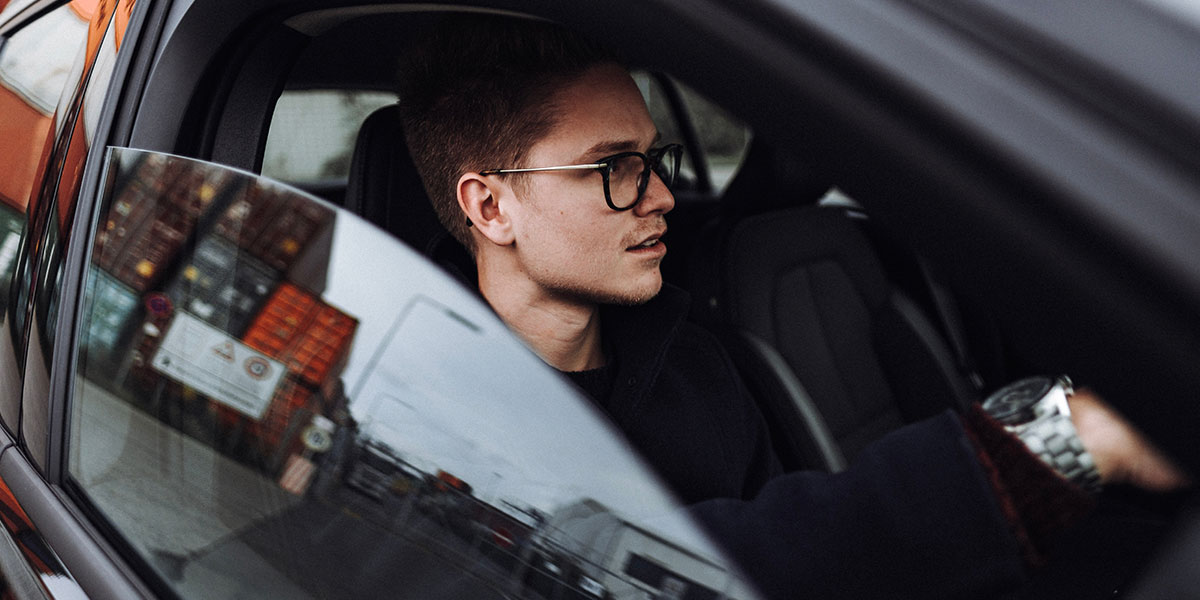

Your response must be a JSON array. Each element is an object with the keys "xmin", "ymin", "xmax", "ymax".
[{"xmin": 68, "ymin": 148, "xmax": 759, "ymax": 600}]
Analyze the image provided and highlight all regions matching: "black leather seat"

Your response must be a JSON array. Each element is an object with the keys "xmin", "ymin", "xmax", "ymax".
[
  {"xmin": 343, "ymin": 104, "xmax": 475, "ymax": 282},
  {"xmin": 691, "ymin": 143, "xmax": 976, "ymax": 470}
]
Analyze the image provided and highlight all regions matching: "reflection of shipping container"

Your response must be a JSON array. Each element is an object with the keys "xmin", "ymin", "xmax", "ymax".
[
  {"xmin": 93, "ymin": 153, "xmax": 231, "ymax": 292},
  {"xmin": 165, "ymin": 235, "xmax": 280, "ymax": 336},
  {"xmin": 214, "ymin": 184, "xmax": 333, "ymax": 272},
  {"xmin": 131, "ymin": 306, "xmax": 321, "ymax": 474},
  {"xmin": 81, "ymin": 269, "xmax": 140, "ymax": 367},
  {"xmin": 242, "ymin": 282, "xmax": 357, "ymax": 391}
]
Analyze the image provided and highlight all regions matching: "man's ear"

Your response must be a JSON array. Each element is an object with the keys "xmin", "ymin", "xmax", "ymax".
[{"xmin": 457, "ymin": 173, "xmax": 515, "ymax": 246}]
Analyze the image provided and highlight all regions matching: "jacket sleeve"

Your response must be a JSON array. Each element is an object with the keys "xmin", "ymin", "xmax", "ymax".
[{"xmin": 690, "ymin": 411, "xmax": 1028, "ymax": 600}]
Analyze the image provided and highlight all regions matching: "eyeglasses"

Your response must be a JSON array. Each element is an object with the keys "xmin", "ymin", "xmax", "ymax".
[{"xmin": 480, "ymin": 143, "xmax": 683, "ymax": 211}]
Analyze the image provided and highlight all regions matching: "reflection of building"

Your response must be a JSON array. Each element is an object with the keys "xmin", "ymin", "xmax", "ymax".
[
  {"xmin": 85, "ymin": 151, "xmax": 356, "ymax": 485},
  {"xmin": 531, "ymin": 499, "xmax": 746, "ymax": 600},
  {"xmin": 0, "ymin": 0, "xmax": 87, "ymax": 209},
  {"xmin": 0, "ymin": 0, "xmax": 136, "ymax": 223}
]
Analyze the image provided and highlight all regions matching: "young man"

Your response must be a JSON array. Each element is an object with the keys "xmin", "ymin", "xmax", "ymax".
[{"xmin": 397, "ymin": 15, "xmax": 1187, "ymax": 598}]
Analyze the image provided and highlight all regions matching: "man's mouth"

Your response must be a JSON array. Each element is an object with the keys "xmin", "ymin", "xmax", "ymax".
[{"xmin": 626, "ymin": 232, "xmax": 666, "ymax": 254}]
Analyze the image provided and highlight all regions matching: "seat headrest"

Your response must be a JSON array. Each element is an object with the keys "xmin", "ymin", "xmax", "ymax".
[
  {"xmin": 345, "ymin": 105, "xmax": 476, "ymax": 283},
  {"xmin": 720, "ymin": 138, "xmax": 831, "ymax": 220},
  {"xmin": 344, "ymin": 104, "xmax": 444, "ymax": 256}
]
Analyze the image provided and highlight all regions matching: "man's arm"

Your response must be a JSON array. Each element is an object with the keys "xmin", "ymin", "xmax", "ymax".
[
  {"xmin": 690, "ymin": 391, "xmax": 1189, "ymax": 599},
  {"xmin": 692, "ymin": 412, "xmax": 1028, "ymax": 599}
]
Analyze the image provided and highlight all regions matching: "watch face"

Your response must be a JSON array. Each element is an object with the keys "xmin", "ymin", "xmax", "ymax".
[{"xmin": 982, "ymin": 376, "xmax": 1054, "ymax": 425}]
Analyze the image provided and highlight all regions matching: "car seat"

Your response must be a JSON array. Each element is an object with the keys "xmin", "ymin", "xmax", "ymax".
[
  {"xmin": 690, "ymin": 140, "xmax": 978, "ymax": 469},
  {"xmin": 343, "ymin": 104, "xmax": 476, "ymax": 283}
]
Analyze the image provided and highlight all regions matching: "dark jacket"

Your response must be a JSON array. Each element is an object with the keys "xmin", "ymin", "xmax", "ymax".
[
  {"xmin": 594, "ymin": 285, "xmax": 1027, "ymax": 599},
  {"xmin": 596, "ymin": 284, "xmax": 782, "ymax": 504}
]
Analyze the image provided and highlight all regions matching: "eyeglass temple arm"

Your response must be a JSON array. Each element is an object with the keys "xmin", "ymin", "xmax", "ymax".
[{"xmin": 479, "ymin": 164, "xmax": 604, "ymax": 175}]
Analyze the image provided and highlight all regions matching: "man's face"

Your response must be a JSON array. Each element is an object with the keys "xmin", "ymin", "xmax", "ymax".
[{"xmin": 506, "ymin": 64, "xmax": 675, "ymax": 306}]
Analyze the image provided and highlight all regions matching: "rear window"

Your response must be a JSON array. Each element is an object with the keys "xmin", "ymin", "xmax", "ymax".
[{"xmin": 262, "ymin": 89, "xmax": 396, "ymax": 184}]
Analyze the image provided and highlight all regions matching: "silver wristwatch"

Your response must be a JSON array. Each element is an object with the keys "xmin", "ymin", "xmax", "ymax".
[{"xmin": 981, "ymin": 375, "xmax": 1102, "ymax": 493}]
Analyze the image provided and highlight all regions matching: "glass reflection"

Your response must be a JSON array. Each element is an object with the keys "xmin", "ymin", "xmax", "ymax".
[{"xmin": 71, "ymin": 149, "xmax": 756, "ymax": 600}]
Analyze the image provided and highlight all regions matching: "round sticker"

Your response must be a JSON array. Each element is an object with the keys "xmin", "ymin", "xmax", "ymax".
[
  {"xmin": 145, "ymin": 292, "xmax": 173, "ymax": 317},
  {"xmin": 244, "ymin": 356, "xmax": 271, "ymax": 380},
  {"xmin": 301, "ymin": 425, "xmax": 333, "ymax": 453}
]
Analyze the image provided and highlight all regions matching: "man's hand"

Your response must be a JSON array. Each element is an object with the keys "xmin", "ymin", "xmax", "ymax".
[{"xmin": 1070, "ymin": 389, "xmax": 1191, "ymax": 491}]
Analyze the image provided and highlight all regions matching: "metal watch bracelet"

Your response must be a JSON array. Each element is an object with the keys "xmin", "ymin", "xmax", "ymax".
[
  {"xmin": 1011, "ymin": 411, "xmax": 1102, "ymax": 494},
  {"xmin": 984, "ymin": 375, "xmax": 1103, "ymax": 494}
]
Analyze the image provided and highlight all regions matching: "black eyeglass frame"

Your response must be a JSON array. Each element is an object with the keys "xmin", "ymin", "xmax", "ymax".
[{"xmin": 479, "ymin": 143, "xmax": 683, "ymax": 211}]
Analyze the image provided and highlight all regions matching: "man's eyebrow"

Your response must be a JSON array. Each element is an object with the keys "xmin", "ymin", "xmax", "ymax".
[{"xmin": 580, "ymin": 132, "xmax": 663, "ymax": 159}]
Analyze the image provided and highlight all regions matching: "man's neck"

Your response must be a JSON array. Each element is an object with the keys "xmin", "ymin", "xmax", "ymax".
[{"xmin": 479, "ymin": 271, "xmax": 605, "ymax": 372}]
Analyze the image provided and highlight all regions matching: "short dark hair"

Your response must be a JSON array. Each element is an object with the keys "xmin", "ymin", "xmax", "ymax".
[{"xmin": 397, "ymin": 15, "xmax": 613, "ymax": 252}]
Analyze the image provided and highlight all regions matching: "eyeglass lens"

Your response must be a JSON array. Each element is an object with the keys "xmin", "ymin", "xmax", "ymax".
[{"xmin": 607, "ymin": 146, "xmax": 681, "ymax": 209}]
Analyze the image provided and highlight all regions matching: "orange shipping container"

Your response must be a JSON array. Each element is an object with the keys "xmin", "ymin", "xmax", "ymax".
[{"xmin": 241, "ymin": 283, "xmax": 357, "ymax": 390}]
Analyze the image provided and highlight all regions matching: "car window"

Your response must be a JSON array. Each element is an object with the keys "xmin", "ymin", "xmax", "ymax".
[
  {"xmin": 675, "ymin": 80, "xmax": 752, "ymax": 195},
  {"xmin": 262, "ymin": 89, "xmax": 397, "ymax": 185},
  {"xmin": 69, "ymin": 148, "xmax": 758, "ymax": 600},
  {"xmin": 634, "ymin": 72, "xmax": 696, "ymax": 184},
  {"xmin": 633, "ymin": 72, "xmax": 751, "ymax": 196}
]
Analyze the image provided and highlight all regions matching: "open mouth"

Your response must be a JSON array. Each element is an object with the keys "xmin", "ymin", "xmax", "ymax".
[{"xmin": 628, "ymin": 238, "xmax": 661, "ymax": 250}]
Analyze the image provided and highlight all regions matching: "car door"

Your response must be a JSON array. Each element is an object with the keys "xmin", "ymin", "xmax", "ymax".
[
  {"xmin": 58, "ymin": 147, "xmax": 758, "ymax": 600},
  {"xmin": 0, "ymin": 5, "xmax": 762, "ymax": 599}
]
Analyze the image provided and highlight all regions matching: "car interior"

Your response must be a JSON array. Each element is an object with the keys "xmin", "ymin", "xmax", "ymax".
[
  {"xmin": 258, "ymin": 11, "xmax": 987, "ymax": 473},
  {"xmin": 91, "ymin": 2, "xmax": 1197, "ymax": 598}
]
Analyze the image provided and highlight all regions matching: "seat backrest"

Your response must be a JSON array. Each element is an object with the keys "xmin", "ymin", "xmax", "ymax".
[
  {"xmin": 343, "ymin": 104, "xmax": 476, "ymax": 282},
  {"xmin": 717, "ymin": 205, "xmax": 973, "ymax": 463}
]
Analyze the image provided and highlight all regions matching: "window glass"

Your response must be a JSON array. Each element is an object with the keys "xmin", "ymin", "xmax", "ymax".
[
  {"xmin": 675, "ymin": 80, "xmax": 752, "ymax": 195},
  {"xmin": 70, "ymin": 148, "xmax": 757, "ymax": 600},
  {"xmin": 262, "ymin": 89, "xmax": 397, "ymax": 184},
  {"xmin": 632, "ymin": 72, "xmax": 699, "ymax": 189},
  {"xmin": 632, "ymin": 72, "xmax": 751, "ymax": 196}
]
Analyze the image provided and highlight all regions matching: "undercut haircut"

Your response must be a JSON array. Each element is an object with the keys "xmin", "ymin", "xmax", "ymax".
[{"xmin": 397, "ymin": 15, "xmax": 613, "ymax": 252}]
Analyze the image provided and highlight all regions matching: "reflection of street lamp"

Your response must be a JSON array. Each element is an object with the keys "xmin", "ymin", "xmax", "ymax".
[{"xmin": 488, "ymin": 471, "xmax": 503, "ymax": 504}]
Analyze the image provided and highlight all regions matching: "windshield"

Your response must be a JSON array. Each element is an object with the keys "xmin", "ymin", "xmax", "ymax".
[{"xmin": 69, "ymin": 148, "xmax": 757, "ymax": 600}]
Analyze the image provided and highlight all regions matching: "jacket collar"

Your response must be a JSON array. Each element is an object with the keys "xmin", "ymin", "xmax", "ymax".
[{"xmin": 599, "ymin": 283, "xmax": 691, "ymax": 420}]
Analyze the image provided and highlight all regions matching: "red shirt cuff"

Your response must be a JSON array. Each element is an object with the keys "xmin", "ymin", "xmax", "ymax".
[{"xmin": 961, "ymin": 404, "xmax": 1096, "ymax": 566}]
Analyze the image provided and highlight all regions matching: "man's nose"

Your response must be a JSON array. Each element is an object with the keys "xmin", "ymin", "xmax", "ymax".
[{"xmin": 635, "ymin": 172, "xmax": 675, "ymax": 216}]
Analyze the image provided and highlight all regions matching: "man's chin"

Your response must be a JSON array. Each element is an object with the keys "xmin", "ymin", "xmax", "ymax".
[{"xmin": 568, "ymin": 280, "xmax": 663, "ymax": 307}]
